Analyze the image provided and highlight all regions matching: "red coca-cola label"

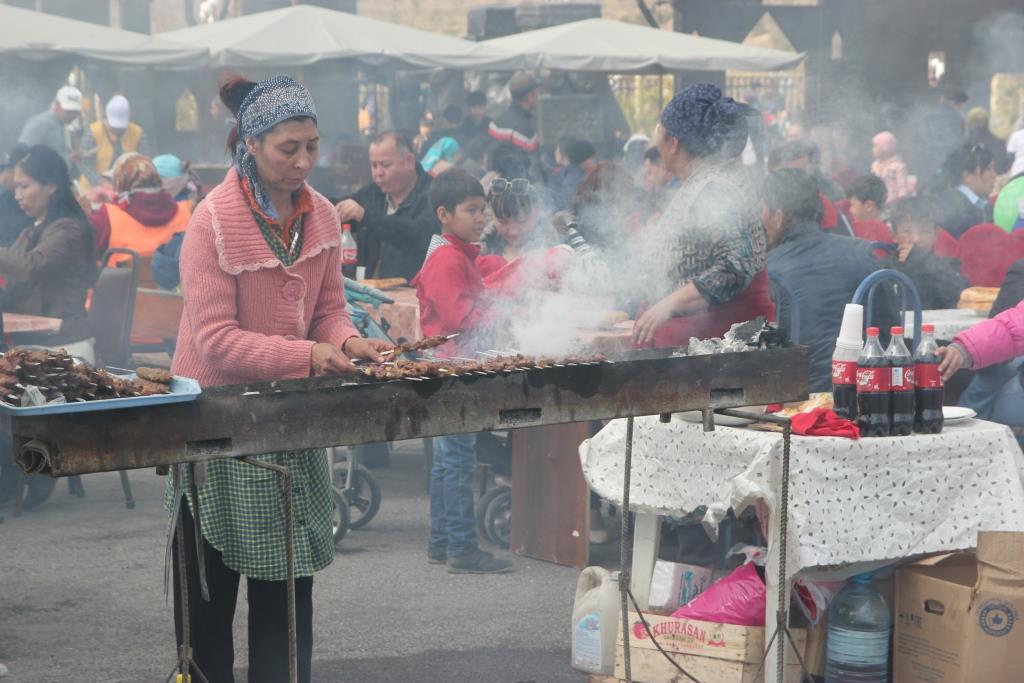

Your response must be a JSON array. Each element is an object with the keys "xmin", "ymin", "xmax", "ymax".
[
  {"xmin": 915, "ymin": 363, "xmax": 943, "ymax": 388},
  {"xmin": 342, "ymin": 247, "xmax": 358, "ymax": 265},
  {"xmin": 832, "ymin": 360, "xmax": 857, "ymax": 384},
  {"xmin": 856, "ymin": 367, "xmax": 890, "ymax": 393},
  {"xmin": 890, "ymin": 365, "xmax": 915, "ymax": 392}
]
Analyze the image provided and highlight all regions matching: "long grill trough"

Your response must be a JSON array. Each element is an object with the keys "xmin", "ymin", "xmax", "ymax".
[{"xmin": 9, "ymin": 346, "xmax": 809, "ymax": 477}]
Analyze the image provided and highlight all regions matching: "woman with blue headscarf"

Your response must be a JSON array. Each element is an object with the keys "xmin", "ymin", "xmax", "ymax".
[
  {"xmin": 632, "ymin": 84, "xmax": 773, "ymax": 347},
  {"xmin": 168, "ymin": 75, "xmax": 388, "ymax": 682}
]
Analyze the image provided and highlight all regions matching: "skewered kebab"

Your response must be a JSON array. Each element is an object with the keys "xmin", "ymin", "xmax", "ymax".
[
  {"xmin": 353, "ymin": 353, "xmax": 609, "ymax": 382},
  {"xmin": 380, "ymin": 334, "xmax": 459, "ymax": 358},
  {"xmin": 0, "ymin": 348, "xmax": 174, "ymax": 407}
]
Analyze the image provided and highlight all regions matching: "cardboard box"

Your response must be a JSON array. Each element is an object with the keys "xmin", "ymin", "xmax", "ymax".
[
  {"xmin": 614, "ymin": 610, "xmax": 806, "ymax": 683},
  {"xmin": 895, "ymin": 531, "xmax": 1024, "ymax": 682},
  {"xmin": 647, "ymin": 560, "xmax": 714, "ymax": 611}
]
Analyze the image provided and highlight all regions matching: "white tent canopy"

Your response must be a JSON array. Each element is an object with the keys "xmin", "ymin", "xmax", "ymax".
[
  {"xmin": 483, "ymin": 18, "xmax": 804, "ymax": 74},
  {"xmin": 160, "ymin": 5, "xmax": 524, "ymax": 71},
  {"xmin": 0, "ymin": 4, "xmax": 206, "ymax": 67}
]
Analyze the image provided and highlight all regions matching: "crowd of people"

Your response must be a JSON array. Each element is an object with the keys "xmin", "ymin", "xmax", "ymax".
[{"xmin": 6, "ymin": 68, "xmax": 1024, "ymax": 681}]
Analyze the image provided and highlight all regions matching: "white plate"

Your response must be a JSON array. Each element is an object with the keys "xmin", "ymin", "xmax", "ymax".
[
  {"xmin": 943, "ymin": 406, "xmax": 977, "ymax": 424},
  {"xmin": 676, "ymin": 411, "xmax": 756, "ymax": 427}
]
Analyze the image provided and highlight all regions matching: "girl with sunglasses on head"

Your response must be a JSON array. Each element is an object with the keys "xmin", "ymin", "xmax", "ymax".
[
  {"xmin": 483, "ymin": 177, "xmax": 545, "ymax": 262},
  {"xmin": 478, "ymin": 177, "xmax": 576, "ymax": 295}
]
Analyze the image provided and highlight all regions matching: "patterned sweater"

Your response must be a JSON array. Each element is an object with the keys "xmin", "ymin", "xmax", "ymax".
[{"xmin": 645, "ymin": 158, "xmax": 766, "ymax": 307}]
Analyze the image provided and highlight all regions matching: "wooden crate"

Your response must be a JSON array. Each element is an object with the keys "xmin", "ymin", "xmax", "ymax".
[{"xmin": 613, "ymin": 611, "xmax": 806, "ymax": 683}]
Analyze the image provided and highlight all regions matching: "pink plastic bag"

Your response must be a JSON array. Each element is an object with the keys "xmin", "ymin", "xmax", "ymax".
[{"xmin": 670, "ymin": 562, "xmax": 766, "ymax": 626}]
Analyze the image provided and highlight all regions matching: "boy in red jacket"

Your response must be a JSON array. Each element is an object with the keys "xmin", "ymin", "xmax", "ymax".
[{"xmin": 412, "ymin": 169, "xmax": 512, "ymax": 574}]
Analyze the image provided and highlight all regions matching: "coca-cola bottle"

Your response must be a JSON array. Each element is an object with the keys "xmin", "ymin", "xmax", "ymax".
[
  {"xmin": 914, "ymin": 323, "xmax": 944, "ymax": 434},
  {"xmin": 885, "ymin": 326, "xmax": 915, "ymax": 436},
  {"xmin": 832, "ymin": 339, "xmax": 861, "ymax": 421},
  {"xmin": 341, "ymin": 223, "xmax": 358, "ymax": 279},
  {"xmin": 856, "ymin": 327, "xmax": 891, "ymax": 437}
]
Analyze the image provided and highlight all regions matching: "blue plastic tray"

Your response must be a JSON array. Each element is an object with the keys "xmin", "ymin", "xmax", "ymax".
[{"xmin": 0, "ymin": 375, "xmax": 202, "ymax": 416}]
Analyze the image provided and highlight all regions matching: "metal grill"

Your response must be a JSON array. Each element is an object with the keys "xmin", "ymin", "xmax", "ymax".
[{"xmin": 10, "ymin": 346, "xmax": 810, "ymax": 477}]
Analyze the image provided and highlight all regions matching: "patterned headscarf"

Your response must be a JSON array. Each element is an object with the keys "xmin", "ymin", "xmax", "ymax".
[
  {"xmin": 111, "ymin": 152, "xmax": 163, "ymax": 199},
  {"xmin": 660, "ymin": 83, "xmax": 752, "ymax": 159},
  {"xmin": 233, "ymin": 76, "xmax": 317, "ymax": 219}
]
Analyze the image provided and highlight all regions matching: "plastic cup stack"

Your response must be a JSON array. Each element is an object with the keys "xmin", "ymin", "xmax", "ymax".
[{"xmin": 838, "ymin": 303, "xmax": 864, "ymax": 347}]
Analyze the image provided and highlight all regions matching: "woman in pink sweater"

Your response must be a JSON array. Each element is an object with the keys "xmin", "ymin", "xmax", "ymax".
[
  {"xmin": 938, "ymin": 299, "xmax": 1024, "ymax": 379},
  {"xmin": 169, "ymin": 75, "xmax": 385, "ymax": 683}
]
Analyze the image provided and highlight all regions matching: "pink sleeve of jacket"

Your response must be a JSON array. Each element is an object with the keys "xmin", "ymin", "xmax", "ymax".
[
  {"xmin": 953, "ymin": 299, "xmax": 1024, "ymax": 369},
  {"xmin": 179, "ymin": 208, "xmax": 315, "ymax": 382},
  {"xmin": 308, "ymin": 245, "xmax": 360, "ymax": 347}
]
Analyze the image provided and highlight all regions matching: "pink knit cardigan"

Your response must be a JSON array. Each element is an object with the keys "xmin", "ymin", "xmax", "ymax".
[{"xmin": 171, "ymin": 168, "xmax": 358, "ymax": 386}]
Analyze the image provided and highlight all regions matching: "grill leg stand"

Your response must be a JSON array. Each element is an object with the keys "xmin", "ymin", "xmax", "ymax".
[
  {"xmin": 168, "ymin": 495, "xmax": 210, "ymax": 683},
  {"xmin": 619, "ymin": 417, "xmax": 635, "ymax": 683},
  {"xmin": 763, "ymin": 422, "xmax": 794, "ymax": 683},
  {"xmin": 244, "ymin": 457, "xmax": 298, "ymax": 683}
]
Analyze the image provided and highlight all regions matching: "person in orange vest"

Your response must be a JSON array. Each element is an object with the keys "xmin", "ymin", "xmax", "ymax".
[
  {"xmin": 82, "ymin": 94, "xmax": 147, "ymax": 177},
  {"xmin": 89, "ymin": 153, "xmax": 190, "ymax": 262}
]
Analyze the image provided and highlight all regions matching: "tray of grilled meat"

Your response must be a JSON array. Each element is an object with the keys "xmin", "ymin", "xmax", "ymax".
[{"xmin": 0, "ymin": 349, "xmax": 200, "ymax": 416}]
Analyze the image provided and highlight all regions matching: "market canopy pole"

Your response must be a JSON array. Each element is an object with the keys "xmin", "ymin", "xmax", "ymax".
[
  {"xmin": 159, "ymin": 4, "xmax": 524, "ymax": 73},
  {"xmin": 483, "ymin": 17, "xmax": 805, "ymax": 74}
]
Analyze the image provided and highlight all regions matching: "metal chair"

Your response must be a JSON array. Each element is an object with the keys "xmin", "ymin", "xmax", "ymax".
[
  {"xmin": 87, "ymin": 248, "xmax": 141, "ymax": 509},
  {"xmin": 768, "ymin": 271, "xmax": 800, "ymax": 344},
  {"xmin": 852, "ymin": 269, "xmax": 922, "ymax": 349},
  {"xmin": 90, "ymin": 248, "xmax": 141, "ymax": 370}
]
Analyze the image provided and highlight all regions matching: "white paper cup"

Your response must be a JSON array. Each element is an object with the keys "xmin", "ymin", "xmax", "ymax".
[
  {"xmin": 838, "ymin": 303, "xmax": 864, "ymax": 345},
  {"xmin": 356, "ymin": 266, "xmax": 366, "ymax": 281}
]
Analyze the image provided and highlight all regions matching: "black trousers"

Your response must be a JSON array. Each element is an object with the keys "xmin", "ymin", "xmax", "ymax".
[{"xmin": 172, "ymin": 504, "xmax": 314, "ymax": 683}]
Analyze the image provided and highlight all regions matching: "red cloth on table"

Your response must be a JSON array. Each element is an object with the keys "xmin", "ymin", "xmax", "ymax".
[
  {"xmin": 790, "ymin": 407, "xmax": 860, "ymax": 439},
  {"xmin": 640, "ymin": 269, "xmax": 775, "ymax": 349}
]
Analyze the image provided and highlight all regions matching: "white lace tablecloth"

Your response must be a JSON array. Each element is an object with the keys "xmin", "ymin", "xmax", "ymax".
[
  {"xmin": 905, "ymin": 308, "xmax": 987, "ymax": 341},
  {"xmin": 580, "ymin": 417, "xmax": 1024, "ymax": 574}
]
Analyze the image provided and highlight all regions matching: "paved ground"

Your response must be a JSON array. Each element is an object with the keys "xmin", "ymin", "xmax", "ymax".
[{"xmin": 0, "ymin": 442, "xmax": 593, "ymax": 682}]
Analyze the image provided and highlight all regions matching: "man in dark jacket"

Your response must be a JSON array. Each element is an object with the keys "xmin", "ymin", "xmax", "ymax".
[
  {"xmin": 458, "ymin": 91, "xmax": 491, "ymax": 149},
  {"xmin": 765, "ymin": 168, "xmax": 896, "ymax": 392},
  {"xmin": 337, "ymin": 131, "xmax": 439, "ymax": 281},
  {"xmin": 488, "ymin": 72, "xmax": 540, "ymax": 155},
  {"xmin": 890, "ymin": 197, "xmax": 969, "ymax": 309},
  {"xmin": 932, "ymin": 141, "xmax": 997, "ymax": 238}
]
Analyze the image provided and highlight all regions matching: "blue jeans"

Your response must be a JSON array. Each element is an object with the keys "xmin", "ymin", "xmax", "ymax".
[{"xmin": 429, "ymin": 433, "xmax": 478, "ymax": 558}]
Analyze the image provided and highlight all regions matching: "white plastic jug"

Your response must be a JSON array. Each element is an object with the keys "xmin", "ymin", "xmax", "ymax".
[{"xmin": 571, "ymin": 566, "xmax": 620, "ymax": 674}]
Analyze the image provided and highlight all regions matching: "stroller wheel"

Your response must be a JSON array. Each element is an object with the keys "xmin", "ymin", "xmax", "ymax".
[
  {"xmin": 477, "ymin": 485, "xmax": 511, "ymax": 549},
  {"xmin": 331, "ymin": 486, "xmax": 351, "ymax": 547},
  {"xmin": 332, "ymin": 463, "xmax": 382, "ymax": 530}
]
